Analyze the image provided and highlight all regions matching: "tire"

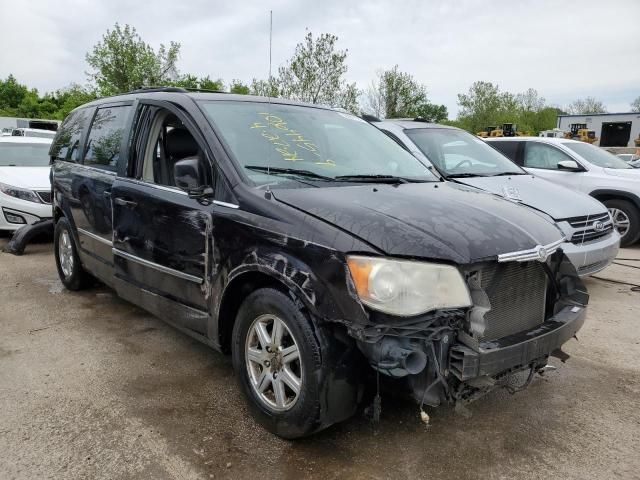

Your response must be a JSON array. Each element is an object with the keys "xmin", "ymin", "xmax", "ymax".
[
  {"xmin": 54, "ymin": 217, "xmax": 93, "ymax": 290},
  {"xmin": 604, "ymin": 199, "xmax": 640, "ymax": 247},
  {"xmin": 232, "ymin": 288, "xmax": 359, "ymax": 439}
]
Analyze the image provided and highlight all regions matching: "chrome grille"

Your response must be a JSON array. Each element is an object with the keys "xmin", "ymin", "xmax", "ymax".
[
  {"xmin": 36, "ymin": 191, "xmax": 52, "ymax": 204},
  {"xmin": 567, "ymin": 212, "xmax": 613, "ymax": 244},
  {"xmin": 477, "ymin": 262, "xmax": 547, "ymax": 341}
]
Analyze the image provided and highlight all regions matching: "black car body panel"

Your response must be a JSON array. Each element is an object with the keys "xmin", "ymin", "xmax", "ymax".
[
  {"xmin": 50, "ymin": 90, "xmax": 588, "ymax": 434},
  {"xmin": 273, "ymin": 181, "xmax": 563, "ymax": 264}
]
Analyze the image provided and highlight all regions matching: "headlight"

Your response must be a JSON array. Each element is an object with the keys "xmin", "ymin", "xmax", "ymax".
[
  {"xmin": 347, "ymin": 255, "xmax": 472, "ymax": 316},
  {"xmin": 0, "ymin": 182, "xmax": 41, "ymax": 203}
]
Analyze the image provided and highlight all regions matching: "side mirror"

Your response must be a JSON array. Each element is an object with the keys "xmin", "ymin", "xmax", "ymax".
[
  {"xmin": 174, "ymin": 157, "xmax": 202, "ymax": 191},
  {"xmin": 557, "ymin": 159, "xmax": 581, "ymax": 171}
]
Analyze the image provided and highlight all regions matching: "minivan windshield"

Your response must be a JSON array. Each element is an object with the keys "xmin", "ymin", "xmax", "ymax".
[
  {"xmin": 405, "ymin": 128, "xmax": 524, "ymax": 177},
  {"xmin": 198, "ymin": 101, "xmax": 436, "ymax": 187},
  {"xmin": 0, "ymin": 142, "xmax": 51, "ymax": 166},
  {"xmin": 563, "ymin": 142, "xmax": 633, "ymax": 169}
]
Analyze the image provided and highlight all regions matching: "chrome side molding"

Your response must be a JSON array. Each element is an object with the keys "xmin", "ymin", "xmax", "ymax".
[
  {"xmin": 77, "ymin": 228, "xmax": 113, "ymax": 247},
  {"xmin": 112, "ymin": 248, "xmax": 203, "ymax": 284}
]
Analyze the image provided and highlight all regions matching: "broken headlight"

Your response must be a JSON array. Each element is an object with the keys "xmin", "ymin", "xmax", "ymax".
[
  {"xmin": 347, "ymin": 255, "xmax": 472, "ymax": 316},
  {"xmin": 0, "ymin": 182, "xmax": 42, "ymax": 203}
]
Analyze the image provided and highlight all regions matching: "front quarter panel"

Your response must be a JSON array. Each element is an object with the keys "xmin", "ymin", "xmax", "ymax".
[{"xmin": 208, "ymin": 195, "xmax": 376, "ymax": 347}]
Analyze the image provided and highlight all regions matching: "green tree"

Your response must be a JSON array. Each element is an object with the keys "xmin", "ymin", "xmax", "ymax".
[
  {"xmin": 86, "ymin": 23, "xmax": 181, "ymax": 96},
  {"xmin": 170, "ymin": 74, "xmax": 224, "ymax": 91},
  {"xmin": 514, "ymin": 88, "xmax": 555, "ymax": 134},
  {"xmin": 630, "ymin": 96, "xmax": 640, "ymax": 113},
  {"xmin": 457, "ymin": 81, "xmax": 505, "ymax": 132},
  {"xmin": 250, "ymin": 77, "xmax": 279, "ymax": 97},
  {"xmin": 49, "ymin": 84, "xmax": 98, "ymax": 119},
  {"xmin": 0, "ymin": 74, "xmax": 30, "ymax": 114},
  {"xmin": 1, "ymin": 75, "xmax": 96, "ymax": 120},
  {"xmin": 565, "ymin": 97, "xmax": 607, "ymax": 115},
  {"xmin": 364, "ymin": 66, "xmax": 447, "ymax": 121},
  {"xmin": 229, "ymin": 79, "xmax": 250, "ymax": 95},
  {"xmin": 456, "ymin": 82, "xmax": 556, "ymax": 134},
  {"xmin": 413, "ymin": 103, "xmax": 448, "ymax": 123},
  {"xmin": 275, "ymin": 31, "xmax": 358, "ymax": 113}
]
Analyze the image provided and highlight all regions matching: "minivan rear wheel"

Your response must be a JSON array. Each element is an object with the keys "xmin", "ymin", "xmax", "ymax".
[
  {"xmin": 231, "ymin": 287, "xmax": 357, "ymax": 439},
  {"xmin": 604, "ymin": 199, "xmax": 640, "ymax": 247},
  {"xmin": 54, "ymin": 218, "xmax": 93, "ymax": 290}
]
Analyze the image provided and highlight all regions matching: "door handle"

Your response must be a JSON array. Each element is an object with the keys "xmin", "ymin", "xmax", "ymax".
[{"xmin": 114, "ymin": 197, "xmax": 137, "ymax": 208}]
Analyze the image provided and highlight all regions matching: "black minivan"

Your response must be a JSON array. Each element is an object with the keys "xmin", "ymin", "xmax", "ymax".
[{"xmin": 50, "ymin": 88, "xmax": 588, "ymax": 438}]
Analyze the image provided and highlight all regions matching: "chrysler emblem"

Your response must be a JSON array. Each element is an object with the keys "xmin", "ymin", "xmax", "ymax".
[
  {"xmin": 593, "ymin": 221, "xmax": 605, "ymax": 232},
  {"xmin": 536, "ymin": 246, "xmax": 548, "ymax": 261}
]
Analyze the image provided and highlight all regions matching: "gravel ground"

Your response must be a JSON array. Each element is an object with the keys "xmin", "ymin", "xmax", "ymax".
[{"xmin": 1, "ymin": 235, "xmax": 639, "ymax": 480}]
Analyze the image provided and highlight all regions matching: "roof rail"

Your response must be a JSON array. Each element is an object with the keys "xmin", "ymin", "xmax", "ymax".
[
  {"xmin": 413, "ymin": 117, "xmax": 431, "ymax": 123},
  {"xmin": 361, "ymin": 114, "xmax": 381, "ymax": 122},
  {"xmin": 126, "ymin": 86, "xmax": 189, "ymax": 94},
  {"xmin": 180, "ymin": 87, "xmax": 228, "ymax": 94},
  {"xmin": 125, "ymin": 86, "xmax": 228, "ymax": 95}
]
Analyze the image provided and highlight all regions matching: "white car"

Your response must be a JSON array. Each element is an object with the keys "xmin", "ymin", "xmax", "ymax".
[
  {"xmin": 374, "ymin": 120, "xmax": 619, "ymax": 275},
  {"xmin": 11, "ymin": 128, "xmax": 57, "ymax": 139},
  {"xmin": 0, "ymin": 137, "xmax": 53, "ymax": 231},
  {"xmin": 617, "ymin": 153, "xmax": 640, "ymax": 168},
  {"xmin": 487, "ymin": 137, "xmax": 640, "ymax": 246}
]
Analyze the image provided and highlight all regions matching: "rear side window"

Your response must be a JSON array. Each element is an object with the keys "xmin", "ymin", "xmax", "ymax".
[
  {"xmin": 523, "ymin": 142, "xmax": 573, "ymax": 170},
  {"xmin": 490, "ymin": 141, "xmax": 521, "ymax": 165},
  {"xmin": 83, "ymin": 105, "xmax": 132, "ymax": 171},
  {"xmin": 50, "ymin": 108, "xmax": 92, "ymax": 163}
]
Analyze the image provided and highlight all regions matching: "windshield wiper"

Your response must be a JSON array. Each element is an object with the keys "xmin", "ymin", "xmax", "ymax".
[
  {"xmin": 446, "ymin": 173, "xmax": 487, "ymax": 178},
  {"xmin": 489, "ymin": 171, "xmax": 527, "ymax": 177},
  {"xmin": 244, "ymin": 165, "xmax": 335, "ymax": 181},
  {"xmin": 334, "ymin": 174, "xmax": 428, "ymax": 184}
]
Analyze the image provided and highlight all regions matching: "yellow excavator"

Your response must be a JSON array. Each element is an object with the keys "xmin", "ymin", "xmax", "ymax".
[
  {"xmin": 477, "ymin": 123, "xmax": 529, "ymax": 138},
  {"xmin": 476, "ymin": 126, "xmax": 499, "ymax": 138},
  {"xmin": 564, "ymin": 123, "xmax": 598, "ymax": 144}
]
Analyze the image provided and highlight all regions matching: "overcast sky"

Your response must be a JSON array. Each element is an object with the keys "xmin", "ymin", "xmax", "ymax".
[{"xmin": 1, "ymin": 0, "xmax": 638, "ymax": 117}]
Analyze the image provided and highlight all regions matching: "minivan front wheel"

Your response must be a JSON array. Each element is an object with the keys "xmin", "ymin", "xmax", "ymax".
[
  {"xmin": 232, "ymin": 288, "xmax": 355, "ymax": 438},
  {"xmin": 604, "ymin": 199, "xmax": 640, "ymax": 247},
  {"xmin": 244, "ymin": 313, "xmax": 303, "ymax": 412},
  {"xmin": 54, "ymin": 218, "xmax": 93, "ymax": 290}
]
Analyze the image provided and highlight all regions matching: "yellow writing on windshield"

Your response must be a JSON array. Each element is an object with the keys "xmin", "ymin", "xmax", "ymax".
[{"xmin": 249, "ymin": 113, "xmax": 336, "ymax": 166}]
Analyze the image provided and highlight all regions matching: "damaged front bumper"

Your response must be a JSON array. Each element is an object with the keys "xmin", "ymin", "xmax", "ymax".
[
  {"xmin": 449, "ymin": 304, "xmax": 586, "ymax": 381},
  {"xmin": 348, "ymin": 251, "xmax": 589, "ymax": 407}
]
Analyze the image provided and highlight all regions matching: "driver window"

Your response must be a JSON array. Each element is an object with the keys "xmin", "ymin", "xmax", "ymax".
[
  {"xmin": 523, "ymin": 142, "xmax": 573, "ymax": 170},
  {"xmin": 140, "ymin": 109, "xmax": 211, "ymax": 188}
]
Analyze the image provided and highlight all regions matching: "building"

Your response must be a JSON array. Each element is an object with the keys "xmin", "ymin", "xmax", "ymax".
[
  {"xmin": 557, "ymin": 112, "xmax": 640, "ymax": 148},
  {"xmin": 0, "ymin": 116, "xmax": 60, "ymax": 135}
]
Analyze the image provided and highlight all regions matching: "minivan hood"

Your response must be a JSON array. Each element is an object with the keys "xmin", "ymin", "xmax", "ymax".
[
  {"xmin": 452, "ymin": 174, "xmax": 607, "ymax": 219},
  {"xmin": 273, "ymin": 182, "xmax": 564, "ymax": 264},
  {"xmin": 0, "ymin": 166, "xmax": 51, "ymax": 190}
]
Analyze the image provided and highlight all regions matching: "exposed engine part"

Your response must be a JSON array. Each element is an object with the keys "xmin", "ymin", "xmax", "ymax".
[{"xmin": 357, "ymin": 337, "xmax": 428, "ymax": 377}]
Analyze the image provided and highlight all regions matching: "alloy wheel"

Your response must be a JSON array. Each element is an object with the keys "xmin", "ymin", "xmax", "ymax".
[
  {"xmin": 58, "ymin": 230, "xmax": 74, "ymax": 278},
  {"xmin": 245, "ymin": 314, "xmax": 302, "ymax": 411},
  {"xmin": 609, "ymin": 208, "xmax": 630, "ymax": 238}
]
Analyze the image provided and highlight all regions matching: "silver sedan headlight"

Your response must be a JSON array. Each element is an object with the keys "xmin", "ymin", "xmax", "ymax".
[
  {"xmin": 346, "ymin": 255, "xmax": 472, "ymax": 316},
  {"xmin": 0, "ymin": 182, "xmax": 42, "ymax": 203}
]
